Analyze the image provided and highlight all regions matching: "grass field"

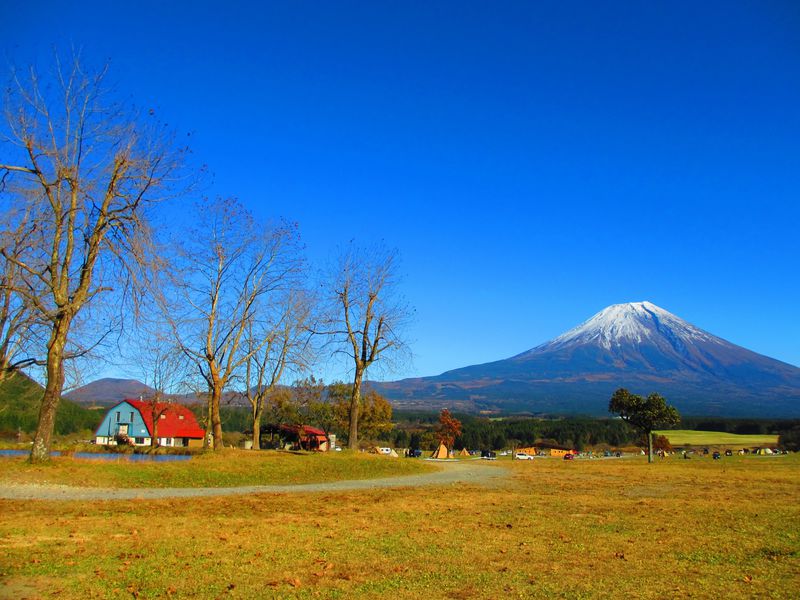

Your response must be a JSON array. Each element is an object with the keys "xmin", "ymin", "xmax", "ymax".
[
  {"xmin": 655, "ymin": 430, "xmax": 779, "ymax": 447},
  {"xmin": 0, "ymin": 450, "xmax": 435, "ymax": 488},
  {"xmin": 1, "ymin": 453, "xmax": 798, "ymax": 599}
]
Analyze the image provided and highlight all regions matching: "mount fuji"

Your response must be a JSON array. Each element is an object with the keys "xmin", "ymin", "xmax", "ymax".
[{"xmin": 374, "ymin": 301, "xmax": 800, "ymax": 416}]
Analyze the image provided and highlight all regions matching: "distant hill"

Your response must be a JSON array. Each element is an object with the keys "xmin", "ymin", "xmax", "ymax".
[
  {"xmin": 372, "ymin": 301, "xmax": 800, "ymax": 417},
  {"xmin": 64, "ymin": 378, "xmax": 156, "ymax": 406},
  {"xmin": 0, "ymin": 371, "xmax": 102, "ymax": 435},
  {"xmin": 64, "ymin": 377, "xmax": 250, "ymax": 408}
]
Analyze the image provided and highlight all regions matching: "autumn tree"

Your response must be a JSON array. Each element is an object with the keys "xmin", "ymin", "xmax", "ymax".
[
  {"xmin": 330, "ymin": 384, "xmax": 393, "ymax": 446},
  {"xmin": 164, "ymin": 198, "xmax": 301, "ymax": 450},
  {"xmin": 609, "ymin": 388, "xmax": 680, "ymax": 463},
  {"xmin": 436, "ymin": 408, "xmax": 462, "ymax": 451},
  {"xmin": 323, "ymin": 245, "xmax": 410, "ymax": 449},
  {"xmin": 0, "ymin": 56, "xmax": 185, "ymax": 462}
]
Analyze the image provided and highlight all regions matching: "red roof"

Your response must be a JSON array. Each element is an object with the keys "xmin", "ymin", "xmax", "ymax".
[
  {"xmin": 126, "ymin": 399, "xmax": 206, "ymax": 439},
  {"xmin": 280, "ymin": 424, "xmax": 328, "ymax": 438}
]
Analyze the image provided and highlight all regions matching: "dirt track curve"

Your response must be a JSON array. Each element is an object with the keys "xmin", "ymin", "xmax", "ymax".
[{"xmin": 0, "ymin": 460, "xmax": 510, "ymax": 501}]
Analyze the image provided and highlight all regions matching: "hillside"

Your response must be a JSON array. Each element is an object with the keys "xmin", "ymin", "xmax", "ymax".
[{"xmin": 0, "ymin": 371, "xmax": 102, "ymax": 435}]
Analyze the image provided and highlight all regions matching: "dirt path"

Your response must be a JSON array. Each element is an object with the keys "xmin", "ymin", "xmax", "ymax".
[{"xmin": 0, "ymin": 460, "xmax": 509, "ymax": 501}]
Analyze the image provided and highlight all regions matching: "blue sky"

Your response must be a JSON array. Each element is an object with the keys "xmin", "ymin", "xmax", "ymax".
[{"xmin": 3, "ymin": 1, "xmax": 799, "ymax": 381}]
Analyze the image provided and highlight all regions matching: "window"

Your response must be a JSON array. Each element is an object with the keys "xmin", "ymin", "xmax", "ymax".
[
  {"xmin": 134, "ymin": 437, "xmax": 145, "ymax": 445},
  {"xmin": 116, "ymin": 412, "xmax": 120, "ymax": 423},
  {"xmin": 130, "ymin": 412, "xmax": 134, "ymax": 422},
  {"xmin": 160, "ymin": 414, "xmax": 166, "ymax": 419},
  {"xmin": 178, "ymin": 415, "xmax": 184, "ymax": 420}
]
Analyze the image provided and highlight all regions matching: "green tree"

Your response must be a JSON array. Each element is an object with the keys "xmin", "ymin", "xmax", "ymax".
[{"xmin": 609, "ymin": 388, "xmax": 680, "ymax": 463}]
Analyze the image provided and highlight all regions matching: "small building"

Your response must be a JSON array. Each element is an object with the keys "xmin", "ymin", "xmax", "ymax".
[
  {"xmin": 94, "ymin": 399, "xmax": 205, "ymax": 448},
  {"xmin": 279, "ymin": 424, "xmax": 330, "ymax": 451}
]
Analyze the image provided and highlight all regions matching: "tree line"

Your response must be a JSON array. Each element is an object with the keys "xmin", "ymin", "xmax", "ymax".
[{"xmin": 0, "ymin": 54, "xmax": 410, "ymax": 461}]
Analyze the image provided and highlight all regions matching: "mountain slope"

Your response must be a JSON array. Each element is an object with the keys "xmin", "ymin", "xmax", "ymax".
[
  {"xmin": 375, "ymin": 302, "xmax": 800, "ymax": 417},
  {"xmin": 0, "ymin": 371, "xmax": 102, "ymax": 434},
  {"xmin": 64, "ymin": 378, "xmax": 155, "ymax": 406}
]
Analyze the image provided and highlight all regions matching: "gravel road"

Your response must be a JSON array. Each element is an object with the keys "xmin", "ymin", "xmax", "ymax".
[{"xmin": 0, "ymin": 460, "xmax": 509, "ymax": 501}]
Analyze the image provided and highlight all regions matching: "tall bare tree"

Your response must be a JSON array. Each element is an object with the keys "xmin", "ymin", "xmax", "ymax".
[
  {"xmin": 244, "ymin": 291, "xmax": 312, "ymax": 450},
  {"xmin": 0, "ymin": 55, "xmax": 185, "ymax": 462},
  {"xmin": 324, "ymin": 245, "xmax": 410, "ymax": 449},
  {"xmin": 164, "ymin": 198, "xmax": 302, "ymax": 450}
]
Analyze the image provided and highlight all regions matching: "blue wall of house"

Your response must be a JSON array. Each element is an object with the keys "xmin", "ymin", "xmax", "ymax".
[{"xmin": 95, "ymin": 401, "xmax": 150, "ymax": 441}]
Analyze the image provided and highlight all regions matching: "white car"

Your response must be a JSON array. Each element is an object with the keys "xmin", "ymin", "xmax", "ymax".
[{"xmin": 515, "ymin": 452, "xmax": 534, "ymax": 460}]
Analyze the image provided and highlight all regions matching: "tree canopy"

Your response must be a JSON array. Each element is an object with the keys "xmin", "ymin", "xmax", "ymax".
[{"xmin": 608, "ymin": 388, "xmax": 680, "ymax": 463}]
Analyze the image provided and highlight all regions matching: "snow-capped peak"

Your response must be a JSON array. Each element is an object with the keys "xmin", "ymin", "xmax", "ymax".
[{"xmin": 538, "ymin": 301, "xmax": 718, "ymax": 351}]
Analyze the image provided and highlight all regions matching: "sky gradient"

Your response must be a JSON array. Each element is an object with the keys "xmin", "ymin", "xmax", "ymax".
[{"xmin": 2, "ymin": 1, "xmax": 798, "ymax": 382}]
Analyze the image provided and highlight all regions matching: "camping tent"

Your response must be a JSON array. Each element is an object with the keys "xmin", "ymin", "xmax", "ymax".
[
  {"xmin": 459, "ymin": 448, "xmax": 470, "ymax": 457},
  {"xmin": 431, "ymin": 443, "xmax": 449, "ymax": 459}
]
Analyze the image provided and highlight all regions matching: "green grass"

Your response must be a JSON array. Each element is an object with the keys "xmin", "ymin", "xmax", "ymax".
[
  {"xmin": 0, "ymin": 453, "xmax": 797, "ymax": 599},
  {"xmin": 0, "ymin": 449, "xmax": 435, "ymax": 488},
  {"xmin": 655, "ymin": 429, "xmax": 779, "ymax": 446}
]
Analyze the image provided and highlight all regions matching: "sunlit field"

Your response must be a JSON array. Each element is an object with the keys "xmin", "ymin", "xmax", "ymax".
[
  {"xmin": 1, "ymin": 452, "xmax": 797, "ymax": 599},
  {"xmin": 655, "ymin": 430, "xmax": 779, "ymax": 447}
]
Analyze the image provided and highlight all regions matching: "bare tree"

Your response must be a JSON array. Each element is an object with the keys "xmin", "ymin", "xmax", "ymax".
[
  {"xmin": 163, "ymin": 198, "xmax": 302, "ymax": 450},
  {"xmin": 0, "ymin": 55, "xmax": 186, "ymax": 462},
  {"xmin": 0, "ymin": 204, "xmax": 45, "ymax": 380},
  {"xmin": 128, "ymin": 330, "xmax": 187, "ymax": 447},
  {"xmin": 244, "ymin": 291, "xmax": 312, "ymax": 450},
  {"xmin": 323, "ymin": 245, "xmax": 410, "ymax": 449}
]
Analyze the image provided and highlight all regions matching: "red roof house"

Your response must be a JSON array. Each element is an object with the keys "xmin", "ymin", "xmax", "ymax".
[{"xmin": 94, "ymin": 399, "xmax": 206, "ymax": 447}]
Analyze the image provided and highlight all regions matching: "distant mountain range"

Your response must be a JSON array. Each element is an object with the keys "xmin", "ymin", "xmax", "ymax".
[
  {"xmin": 66, "ymin": 302, "xmax": 800, "ymax": 417},
  {"xmin": 64, "ymin": 378, "xmax": 156, "ymax": 406},
  {"xmin": 64, "ymin": 378, "xmax": 246, "ymax": 407},
  {"xmin": 372, "ymin": 301, "xmax": 800, "ymax": 417}
]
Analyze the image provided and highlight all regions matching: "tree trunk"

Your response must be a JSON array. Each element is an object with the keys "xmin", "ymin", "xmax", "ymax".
[
  {"xmin": 204, "ymin": 393, "xmax": 213, "ymax": 449},
  {"xmin": 151, "ymin": 418, "xmax": 159, "ymax": 448},
  {"xmin": 211, "ymin": 384, "xmax": 224, "ymax": 450},
  {"xmin": 252, "ymin": 404, "xmax": 262, "ymax": 450},
  {"xmin": 647, "ymin": 430, "xmax": 654, "ymax": 464},
  {"xmin": 348, "ymin": 370, "xmax": 363, "ymax": 450},
  {"xmin": 30, "ymin": 320, "xmax": 68, "ymax": 463}
]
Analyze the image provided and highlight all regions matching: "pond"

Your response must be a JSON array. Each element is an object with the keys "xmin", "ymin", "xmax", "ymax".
[{"xmin": 0, "ymin": 449, "xmax": 192, "ymax": 462}]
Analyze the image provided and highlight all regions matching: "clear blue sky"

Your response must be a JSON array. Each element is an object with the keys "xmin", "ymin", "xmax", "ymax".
[{"xmin": 3, "ymin": 1, "xmax": 799, "ymax": 381}]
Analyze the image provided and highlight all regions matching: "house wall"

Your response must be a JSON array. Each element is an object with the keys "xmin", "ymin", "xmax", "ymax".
[{"xmin": 95, "ymin": 401, "xmax": 151, "ymax": 444}]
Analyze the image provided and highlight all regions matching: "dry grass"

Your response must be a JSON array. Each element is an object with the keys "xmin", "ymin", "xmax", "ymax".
[
  {"xmin": 0, "ymin": 450, "xmax": 434, "ymax": 488},
  {"xmin": 0, "ymin": 454, "xmax": 798, "ymax": 599}
]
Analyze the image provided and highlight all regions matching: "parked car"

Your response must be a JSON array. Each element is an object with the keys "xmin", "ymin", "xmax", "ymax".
[
  {"xmin": 481, "ymin": 450, "xmax": 497, "ymax": 460},
  {"xmin": 563, "ymin": 453, "xmax": 575, "ymax": 461},
  {"xmin": 515, "ymin": 452, "xmax": 534, "ymax": 460}
]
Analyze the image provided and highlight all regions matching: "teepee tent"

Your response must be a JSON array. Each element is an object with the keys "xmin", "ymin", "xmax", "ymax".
[
  {"xmin": 459, "ymin": 448, "xmax": 470, "ymax": 457},
  {"xmin": 431, "ymin": 443, "xmax": 449, "ymax": 459}
]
